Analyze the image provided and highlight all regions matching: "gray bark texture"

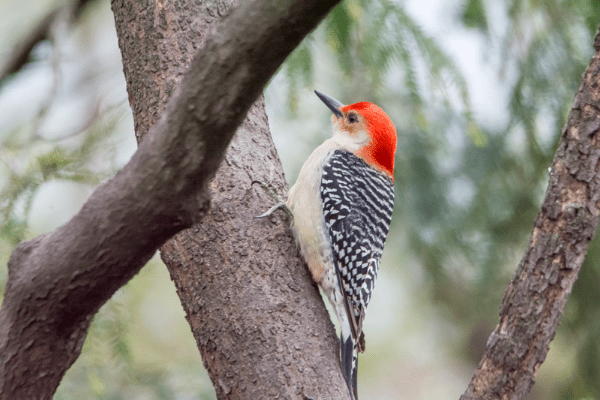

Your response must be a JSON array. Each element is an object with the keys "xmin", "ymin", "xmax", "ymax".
[
  {"xmin": 460, "ymin": 29, "xmax": 600, "ymax": 400},
  {"xmin": 0, "ymin": 0, "xmax": 346, "ymax": 398},
  {"xmin": 112, "ymin": 0, "xmax": 351, "ymax": 396},
  {"xmin": 112, "ymin": 0, "xmax": 350, "ymax": 397}
]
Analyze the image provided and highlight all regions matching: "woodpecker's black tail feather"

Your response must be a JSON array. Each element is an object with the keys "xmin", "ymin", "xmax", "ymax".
[
  {"xmin": 341, "ymin": 335, "xmax": 358, "ymax": 400},
  {"xmin": 352, "ymin": 358, "xmax": 358, "ymax": 400}
]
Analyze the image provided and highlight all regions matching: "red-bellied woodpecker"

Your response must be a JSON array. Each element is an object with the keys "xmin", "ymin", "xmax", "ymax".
[{"xmin": 259, "ymin": 90, "xmax": 396, "ymax": 399}]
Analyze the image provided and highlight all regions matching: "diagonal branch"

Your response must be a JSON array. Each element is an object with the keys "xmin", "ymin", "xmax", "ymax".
[
  {"xmin": 0, "ymin": 0, "xmax": 342, "ymax": 398},
  {"xmin": 460, "ymin": 29, "xmax": 600, "ymax": 400}
]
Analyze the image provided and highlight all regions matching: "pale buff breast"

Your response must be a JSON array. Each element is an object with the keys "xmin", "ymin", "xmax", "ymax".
[{"xmin": 286, "ymin": 140, "xmax": 340, "ymax": 283}]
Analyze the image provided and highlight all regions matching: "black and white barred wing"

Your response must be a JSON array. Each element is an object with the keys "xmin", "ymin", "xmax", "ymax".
[{"xmin": 320, "ymin": 150, "xmax": 395, "ymax": 346}]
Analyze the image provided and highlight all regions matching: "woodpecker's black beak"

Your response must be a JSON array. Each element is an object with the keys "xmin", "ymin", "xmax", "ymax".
[{"xmin": 315, "ymin": 90, "xmax": 344, "ymax": 118}]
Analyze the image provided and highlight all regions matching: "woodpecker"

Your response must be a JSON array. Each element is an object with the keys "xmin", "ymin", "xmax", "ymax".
[{"xmin": 259, "ymin": 90, "xmax": 396, "ymax": 399}]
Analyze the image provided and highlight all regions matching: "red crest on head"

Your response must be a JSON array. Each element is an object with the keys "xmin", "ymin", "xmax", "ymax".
[{"xmin": 341, "ymin": 102, "xmax": 397, "ymax": 180}]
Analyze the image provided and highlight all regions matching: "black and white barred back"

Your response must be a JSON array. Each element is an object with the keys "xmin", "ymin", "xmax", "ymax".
[{"xmin": 320, "ymin": 150, "xmax": 395, "ymax": 340}]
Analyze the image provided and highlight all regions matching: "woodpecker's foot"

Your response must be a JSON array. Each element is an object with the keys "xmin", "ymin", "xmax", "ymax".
[
  {"xmin": 256, "ymin": 202, "xmax": 292, "ymax": 218},
  {"xmin": 251, "ymin": 180, "xmax": 292, "ymax": 218}
]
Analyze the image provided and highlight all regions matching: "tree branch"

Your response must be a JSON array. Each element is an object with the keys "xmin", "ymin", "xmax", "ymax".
[
  {"xmin": 460, "ymin": 29, "xmax": 600, "ymax": 399},
  {"xmin": 0, "ymin": 0, "xmax": 342, "ymax": 398}
]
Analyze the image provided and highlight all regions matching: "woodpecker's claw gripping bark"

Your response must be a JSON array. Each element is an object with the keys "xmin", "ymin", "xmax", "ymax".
[
  {"xmin": 256, "ymin": 202, "xmax": 290, "ymax": 218},
  {"xmin": 251, "ymin": 180, "xmax": 292, "ymax": 218}
]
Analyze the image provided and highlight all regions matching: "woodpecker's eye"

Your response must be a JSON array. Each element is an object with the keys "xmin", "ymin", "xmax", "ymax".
[{"xmin": 347, "ymin": 113, "xmax": 358, "ymax": 124}]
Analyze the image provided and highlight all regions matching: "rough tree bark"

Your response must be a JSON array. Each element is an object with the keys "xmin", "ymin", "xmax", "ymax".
[
  {"xmin": 0, "ymin": 0, "xmax": 345, "ymax": 398},
  {"xmin": 111, "ymin": 0, "xmax": 350, "ymax": 398},
  {"xmin": 460, "ymin": 29, "xmax": 600, "ymax": 399}
]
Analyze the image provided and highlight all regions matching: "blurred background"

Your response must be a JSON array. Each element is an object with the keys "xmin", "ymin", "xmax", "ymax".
[{"xmin": 1, "ymin": 0, "xmax": 599, "ymax": 398}]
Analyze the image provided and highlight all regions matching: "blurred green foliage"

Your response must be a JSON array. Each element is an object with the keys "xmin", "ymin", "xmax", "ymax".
[
  {"xmin": 1, "ymin": 0, "xmax": 600, "ymax": 399},
  {"xmin": 462, "ymin": 0, "xmax": 487, "ymax": 31},
  {"xmin": 279, "ymin": 0, "xmax": 600, "ymax": 398}
]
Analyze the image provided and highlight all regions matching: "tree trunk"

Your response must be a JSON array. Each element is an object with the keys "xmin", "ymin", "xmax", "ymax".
[
  {"xmin": 460, "ymin": 29, "xmax": 600, "ymax": 400},
  {"xmin": 111, "ymin": 0, "xmax": 351, "ymax": 397},
  {"xmin": 0, "ymin": 0, "xmax": 344, "ymax": 398}
]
